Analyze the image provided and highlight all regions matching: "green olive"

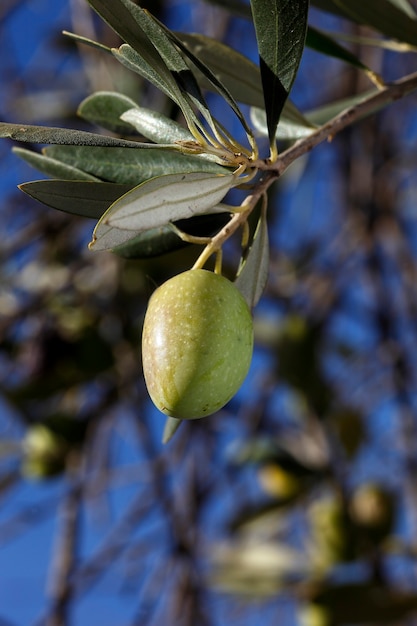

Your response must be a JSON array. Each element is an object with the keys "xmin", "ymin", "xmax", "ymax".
[{"xmin": 142, "ymin": 269, "xmax": 253, "ymax": 419}]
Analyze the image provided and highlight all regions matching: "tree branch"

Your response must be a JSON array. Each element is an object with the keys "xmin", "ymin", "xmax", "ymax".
[
  {"xmin": 46, "ymin": 453, "xmax": 83, "ymax": 626},
  {"xmin": 274, "ymin": 70, "xmax": 417, "ymax": 176}
]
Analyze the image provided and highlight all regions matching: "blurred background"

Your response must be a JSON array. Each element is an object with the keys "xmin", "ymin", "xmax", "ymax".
[{"xmin": 2, "ymin": 1, "xmax": 417, "ymax": 625}]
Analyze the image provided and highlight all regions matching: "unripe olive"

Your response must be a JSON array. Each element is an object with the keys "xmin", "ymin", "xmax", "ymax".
[{"xmin": 142, "ymin": 269, "xmax": 253, "ymax": 419}]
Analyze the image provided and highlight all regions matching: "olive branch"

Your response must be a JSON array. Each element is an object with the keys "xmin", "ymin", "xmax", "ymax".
[{"xmin": 2, "ymin": 0, "xmax": 417, "ymax": 431}]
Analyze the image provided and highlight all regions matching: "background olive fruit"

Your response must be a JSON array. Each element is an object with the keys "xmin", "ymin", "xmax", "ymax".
[
  {"xmin": 142, "ymin": 269, "xmax": 253, "ymax": 419},
  {"xmin": 22, "ymin": 424, "xmax": 68, "ymax": 479}
]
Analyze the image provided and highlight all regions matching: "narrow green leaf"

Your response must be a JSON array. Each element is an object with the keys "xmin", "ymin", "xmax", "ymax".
[
  {"xmin": 155, "ymin": 24, "xmax": 253, "ymax": 137},
  {"xmin": 250, "ymin": 106, "xmax": 317, "ymax": 140},
  {"xmin": 86, "ymin": 0, "xmax": 178, "ymax": 92},
  {"xmin": 112, "ymin": 44, "xmax": 203, "ymax": 136},
  {"xmin": 306, "ymin": 26, "xmax": 380, "ymax": 80},
  {"xmin": 112, "ymin": 225, "xmax": 184, "ymax": 258},
  {"xmin": 45, "ymin": 145, "xmax": 229, "ymax": 186},
  {"xmin": 105, "ymin": 172, "xmax": 234, "ymax": 230},
  {"xmin": 62, "ymin": 30, "xmax": 112, "ymax": 53},
  {"xmin": 111, "ymin": 44, "xmax": 178, "ymax": 102},
  {"xmin": 339, "ymin": 0, "xmax": 417, "ymax": 46},
  {"xmin": 314, "ymin": 0, "xmax": 417, "ymax": 46},
  {"xmin": 252, "ymin": 90, "xmax": 388, "ymax": 140},
  {"xmin": 322, "ymin": 29, "xmax": 417, "ymax": 53},
  {"xmin": 177, "ymin": 33, "xmax": 265, "ymax": 108},
  {"xmin": 19, "ymin": 180, "xmax": 131, "ymax": 219},
  {"xmin": 77, "ymin": 91, "xmax": 141, "ymax": 134},
  {"xmin": 90, "ymin": 172, "xmax": 235, "ymax": 250},
  {"xmin": 312, "ymin": 0, "xmax": 417, "ymax": 21},
  {"xmin": 129, "ymin": 8, "xmax": 225, "ymax": 140},
  {"xmin": 13, "ymin": 147, "xmax": 100, "ymax": 182},
  {"xmin": 251, "ymin": 0, "xmax": 309, "ymax": 150},
  {"xmin": 235, "ymin": 208, "xmax": 269, "ymax": 307},
  {"xmin": 305, "ymin": 90, "xmax": 380, "ymax": 126},
  {"xmin": 0, "ymin": 122, "xmax": 146, "ymax": 148},
  {"xmin": 177, "ymin": 33, "xmax": 314, "ymax": 137},
  {"xmin": 120, "ymin": 108, "xmax": 194, "ymax": 143},
  {"xmin": 392, "ymin": 0, "xmax": 417, "ymax": 19},
  {"xmin": 87, "ymin": 0, "xmax": 205, "ymax": 138}
]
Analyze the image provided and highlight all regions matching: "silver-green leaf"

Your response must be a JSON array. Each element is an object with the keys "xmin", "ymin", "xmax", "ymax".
[
  {"xmin": 90, "ymin": 172, "xmax": 235, "ymax": 250},
  {"xmin": 45, "ymin": 145, "xmax": 228, "ymax": 186},
  {"xmin": 120, "ymin": 108, "xmax": 194, "ymax": 144},
  {"xmin": 235, "ymin": 208, "xmax": 269, "ymax": 308},
  {"xmin": 77, "ymin": 91, "xmax": 140, "ymax": 134},
  {"xmin": 13, "ymin": 147, "xmax": 100, "ymax": 182}
]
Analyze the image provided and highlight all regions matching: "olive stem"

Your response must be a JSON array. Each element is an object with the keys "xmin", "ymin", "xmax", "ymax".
[
  {"xmin": 170, "ymin": 223, "xmax": 212, "ymax": 245},
  {"xmin": 214, "ymin": 249, "xmax": 223, "ymax": 274},
  {"xmin": 192, "ymin": 171, "xmax": 277, "ymax": 270}
]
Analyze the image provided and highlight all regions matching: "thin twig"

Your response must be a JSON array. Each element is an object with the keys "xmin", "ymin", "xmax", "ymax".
[
  {"xmin": 46, "ymin": 453, "xmax": 83, "ymax": 626},
  {"xmin": 193, "ymin": 70, "xmax": 417, "ymax": 270},
  {"xmin": 273, "ymin": 70, "xmax": 417, "ymax": 176}
]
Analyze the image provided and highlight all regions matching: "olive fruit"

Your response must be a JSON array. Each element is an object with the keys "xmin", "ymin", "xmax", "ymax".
[{"xmin": 142, "ymin": 269, "xmax": 253, "ymax": 419}]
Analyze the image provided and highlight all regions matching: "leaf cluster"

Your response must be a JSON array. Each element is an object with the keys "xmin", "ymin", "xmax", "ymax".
[{"xmin": 2, "ymin": 0, "xmax": 416, "ymax": 287}]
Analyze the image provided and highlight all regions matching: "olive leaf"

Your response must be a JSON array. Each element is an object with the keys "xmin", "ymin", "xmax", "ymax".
[
  {"xmin": 111, "ymin": 44, "xmax": 206, "ymax": 141},
  {"xmin": 129, "ymin": 7, "xmax": 251, "ymax": 146},
  {"xmin": 87, "ymin": 0, "xmax": 216, "ymax": 141},
  {"xmin": 235, "ymin": 206, "xmax": 269, "ymax": 308},
  {"xmin": 250, "ymin": 106, "xmax": 317, "ymax": 141},
  {"xmin": 177, "ymin": 33, "xmax": 315, "ymax": 136},
  {"xmin": 154, "ymin": 21, "xmax": 253, "ymax": 139},
  {"xmin": 177, "ymin": 33, "xmax": 265, "ymax": 108},
  {"xmin": 251, "ymin": 85, "xmax": 394, "ymax": 141},
  {"xmin": 306, "ymin": 89, "xmax": 385, "ymax": 126},
  {"xmin": 120, "ymin": 108, "xmax": 194, "ymax": 144},
  {"xmin": 45, "ymin": 145, "xmax": 228, "ymax": 186},
  {"xmin": 338, "ymin": 0, "xmax": 417, "ymax": 46},
  {"xmin": 111, "ymin": 44, "xmax": 175, "ymax": 102},
  {"xmin": 250, "ymin": 0, "xmax": 309, "ymax": 151},
  {"xmin": 0, "ymin": 122, "xmax": 147, "ymax": 148},
  {"xmin": 19, "ymin": 180, "xmax": 132, "ymax": 219},
  {"xmin": 62, "ymin": 30, "xmax": 112, "ymax": 53},
  {"xmin": 311, "ymin": 0, "xmax": 417, "ymax": 46},
  {"xmin": 110, "ymin": 225, "xmax": 184, "ymax": 258},
  {"xmin": 12, "ymin": 147, "xmax": 100, "ymax": 182},
  {"xmin": 393, "ymin": 0, "xmax": 417, "ymax": 18},
  {"xmin": 310, "ymin": 0, "xmax": 417, "ymax": 19},
  {"xmin": 112, "ymin": 212, "xmax": 230, "ymax": 259},
  {"xmin": 77, "ymin": 91, "xmax": 141, "ymax": 134},
  {"xmin": 86, "ymin": 0, "xmax": 178, "ymax": 93},
  {"xmin": 126, "ymin": 7, "xmax": 215, "ymax": 127},
  {"xmin": 90, "ymin": 172, "xmax": 235, "ymax": 250},
  {"xmin": 306, "ymin": 26, "xmax": 382, "ymax": 85}
]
